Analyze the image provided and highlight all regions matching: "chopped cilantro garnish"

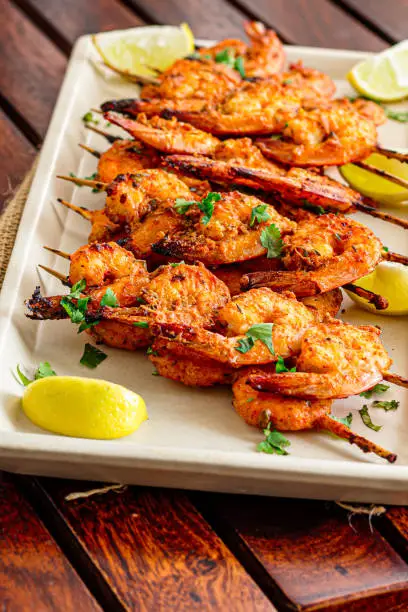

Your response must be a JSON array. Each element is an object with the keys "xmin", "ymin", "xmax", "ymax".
[
  {"xmin": 257, "ymin": 423, "xmax": 290, "ymax": 455},
  {"xmin": 133, "ymin": 321, "xmax": 149, "ymax": 328},
  {"xmin": 359, "ymin": 405, "xmax": 382, "ymax": 432},
  {"xmin": 383, "ymin": 246, "xmax": 389, "ymax": 253},
  {"xmin": 383, "ymin": 109, "xmax": 408, "ymax": 123},
  {"xmin": 214, "ymin": 48, "xmax": 246, "ymax": 77},
  {"xmin": 260, "ymin": 224, "xmax": 283, "ymax": 258},
  {"xmin": 331, "ymin": 412, "xmax": 353, "ymax": 428},
  {"xmin": 234, "ymin": 55, "xmax": 246, "ymax": 78},
  {"xmin": 235, "ymin": 323, "xmax": 274, "ymax": 355},
  {"xmin": 174, "ymin": 198, "xmax": 196, "ymax": 214},
  {"xmin": 60, "ymin": 279, "xmax": 90, "ymax": 328},
  {"xmin": 275, "ymin": 356, "xmax": 296, "ymax": 373},
  {"xmin": 372, "ymin": 399, "xmax": 399, "ymax": 411},
  {"xmin": 100, "ymin": 287, "xmax": 119, "ymax": 308},
  {"xmin": 301, "ymin": 199, "xmax": 326, "ymax": 215},
  {"xmin": 82, "ymin": 111, "xmax": 99, "ymax": 125},
  {"xmin": 80, "ymin": 343, "xmax": 107, "ymax": 368},
  {"xmin": 15, "ymin": 362, "xmax": 57, "ymax": 386},
  {"xmin": 359, "ymin": 383, "xmax": 389, "ymax": 399},
  {"xmin": 152, "ymin": 368, "xmax": 160, "ymax": 376},
  {"xmin": 175, "ymin": 192, "xmax": 221, "ymax": 225},
  {"xmin": 250, "ymin": 204, "xmax": 271, "ymax": 227},
  {"xmin": 146, "ymin": 346, "xmax": 158, "ymax": 356}
]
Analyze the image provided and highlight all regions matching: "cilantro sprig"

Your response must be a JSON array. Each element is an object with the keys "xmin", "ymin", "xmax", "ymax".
[
  {"xmin": 331, "ymin": 412, "xmax": 353, "ymax": 428},
  {"xmin": 301, "ymin": 199, "xmax": 326, "ymax": 215},
  {"xmin": 214, "ymin": 48, "xmax": 246, "ymax": 77},
  {"xmin": 372, "ymin": 399, "xmax": 399, "ymax": 412},
  {"xmin": 275, "ymin": 356, "xmax": 296, "ymax": 373},
  {"xmin": 257, "ymin": 423, "xmax": 291, "ymax": 455},
  {"xmin": 383, "ymin": 109, "xmax": 408, "ymax": 123},
  {"xmin": 260, "ymin": 224, "xmax": 283, "ymax": 258},
  {"xmin": 359, "ymin": 383, "xmax": 389, "ymax": 399},
  {"xmin": 100, "ymin": 287, "xmax": 119, "ymax": 308},
  {"xmin": 235, "ymin": 323, "xmax": 274, "ymax": 355},
  {"xmin": 80, "ymin": 343, "xmax": 107, "ymax": 369},
  {"xmin": 15, "ymin": 362, "xmax": 57, "ymax": 386},
  {"xmin": 250, "ymin": 204, "xmax": 271, "ymax": 227},
  {"xmin": 175, "ymin": 192, "xmax": 221, "ymax": 225},
  {"xmin": 359, "ymin": 405, "xmax": 382, "ymax": 432}
]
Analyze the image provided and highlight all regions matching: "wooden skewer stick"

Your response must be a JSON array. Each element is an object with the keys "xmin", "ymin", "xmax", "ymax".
[
  {"xmin": 43, "ymin": 246, "xmax": 70, "ymax": 260},
  {"xmin": 383, "ymin": 372, "xmax": 408, "ymax": 390},
  {"xmin": 91, "ymin": 108, "xmax": 104, "ymax": 115},
  {"xmin": 355, "ymin": 161, "xmax": 408, "ymax": 190},
  {"xmin": 85, "ymin": 124, "xmax": 122, "ymax": 143},
  {"xmin": 57, "ymin": 175, "xmax": 108, "ymax": 190},
  {"xmin": 38, "ymin": 264, "xmax": 69, "ymax": 284},
  {"xmin": 344, "ymin": 283, "xmax": 389, "ymax": 310},
  {"xmin": 57, "ymin": 198, "xmax": 92, "ymax": 221},
  {"xmin": 318, "ymin": 415, "xmax": 397, "ymax": 463},
  {"xmin": 92, "ymin": 35, "xmax": 160, "ymax": 85},
  {"xmin": 382, "ymin": 250, "xmax": 408, "ymax": 266},
  {"xmin": 376, "ymin": 146, "xmax": 408, "ymax": 163},
  {"xmin": 355, "ymin": 201, "xmax": 408, "ymax": 230},
  {"xmin": 79, "ymin": 143, "xmax": 101, "ymax": 159}
]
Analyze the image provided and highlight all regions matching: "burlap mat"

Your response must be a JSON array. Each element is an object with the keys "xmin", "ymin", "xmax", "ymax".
[{"xmin": 0, "ymin": 162, "xmax": 37, "ymax": 289}]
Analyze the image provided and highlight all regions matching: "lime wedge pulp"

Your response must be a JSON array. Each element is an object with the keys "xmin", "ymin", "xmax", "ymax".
[{"xmin": 346, "ymin": 261, "xmax": 408, "ymax": 316}]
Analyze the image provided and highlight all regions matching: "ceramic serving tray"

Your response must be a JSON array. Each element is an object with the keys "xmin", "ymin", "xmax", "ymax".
[{"xmin": 0, "ymin": 29, "xmax": 407, "ymax": 503}]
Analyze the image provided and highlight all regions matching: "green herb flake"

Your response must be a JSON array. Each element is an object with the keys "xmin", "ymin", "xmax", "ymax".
[
  {"xmin": 383, "ymin": 246, "xmax": 389, "ymax": 253},
  {"xmin": 372, "ymin": 399, "xmax": 399, "ymax": 411},
  {"xmin": 250, "ymin": 204, "xmax": 271, "ymax": 227},
  {"xmin": 152, "ymin": 368, "xmax": 160, "ymax": 376},
  {"xmin": 78, "ymin": 320, "xmax": 100, "ymax": 334},
  {"xmin": 15, "ymin": 362, "xmax": 57, "ymax": 386},
  {"xmin": 60, "ymin": 279, "xmax": 91, "ymax": 326},
  {"xmin": 197, "ymin": 192, "xmax": 221, "ymax": 225},
  {"xmin": 260, "ymin": 224, "xmax": 283, "ymax": 258},
  {"xmin": 174, "ymin": 198, "xmax": 196, "ymax": 214},
  {"xmin": 100, "ymin": 287, "xmax": 119, "ymax": 308},
  {"xmin": 359, "ymin": 405, "xmax": 382, "ymax": 432},
  {"xmin": 82, "ymin": 111, "xmax": 99, "ymax": 125},
  {"xmin": 236, "ymin": 323, "xmax": 274, "ymax": 355},
  {"xmin": 80, "ymin": 343, "xmax": 107, "ymax": 369},
  {"xmin": 234, "ymin": 55, "xmax": 246, "ymax": 78},
  {"xmin": 246, "ymin": 397, "xmax": 255, "ymax": 403},
  {"xmin": 146, "ymin": 346, "xmax": 158, "ymax": 356},
  {"xmin": 275, "ymin": 356, "xmax": 296, "ymax": 373},
  {"xmin": 331, "ymin": 412, "xmax": 353, "ymax": 428},
  {"xmin": 301, "ymin": 199, "xmax": 326, "ymax": 215},
  {"xmin": 359, "ymin": 382, "xmax": 389, "ymax": 399},
  {"xmin": 133, "ymin": 321, "xmax": 149, "ymax": 328},
  {"xmin": 257, "ymin": 424, "xmax": 291, "ymax": 455},
  {"xmin": 384, "ymin": 108, "xmax": 408, "ymax": 123},
  {"xmin": 15, "ymin": 365, "xmax": 33, "ymax": 386}
]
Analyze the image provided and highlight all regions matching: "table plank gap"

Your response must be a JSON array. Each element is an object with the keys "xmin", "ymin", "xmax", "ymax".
[
  {"xmin": 376, "ymin": 508, "xmax": 408, "ymax": 566},
  {"xmin": 193, "ymin": 493, "xmax": 408, "ymax": 611},
  {"xmin": 14, "ymin": 475, "xmax": 130, "ymax": 612},
  {"xmin": 27, "ymin": 478, "xmax": 276, "ymax": 611},
  {"xmin": 0, "ymin": 472, "xmax": 101, "ymax": 612},
  {"xmin": 334, "ymin": 0, "xmax": 406, "ymax": 43}
]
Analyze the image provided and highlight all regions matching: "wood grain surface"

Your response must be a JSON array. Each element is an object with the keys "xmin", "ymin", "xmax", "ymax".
[{"xmin": 1, "ymin": 1, "xmax": 408, "ymax": 610}]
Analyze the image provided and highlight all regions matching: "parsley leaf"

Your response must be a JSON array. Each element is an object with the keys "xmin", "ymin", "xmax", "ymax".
[
  {"xmin": 372, "ymin": 399, "xmax": 399, "ymax": 412},
  {"xmin": 80, "ymin": 343, "xmax": 107, "ymax": 368},
  {"xmin": 133, "ymin": 321, "xmax": 149, "ymax": 328},
  {"xmin": 69, "ymin": 279, "xmax": 87, "ymax": 299},
  {"xmin": 359, "ymin": 383, "xmax": 389, "ymax": 399},
  {"xmin": 60, "ymin": 279, "xmax": 90, "ymax": 326},
  {"xmin": 383, "ymin": 246, "xmax": 389, "ymax": 253},
  {"xmin": 100, "ymin": 287, "xmax": 119, "ymax": 308},
  {"xmin": 260, "ymin": 224, "xmax": 283, "ymax": 258},
  {"xmin": 275, "ymin": 356, "xmax": 296, "ymax": 373},
  {"xmin": 331, "ymin": 412, "xmax": 353, "ymax": 428},
  {"xmin": 235, "ymin": 323, "xmax": 274, "ymax": 355},
  {"xmin": 359, "ymin": 405, "xmax": 382, "ymax": 432},
  {"xmin": 82, "ymin": 111, "xmax": 99, "ymax": 125},
  {"xmin": 384, "ymin": 108, "xmax": 408, "ymax": 123},
  {"xmin": 197, "ymin": 192, "xmax": 221, "ymax": 225},
  {"xmin": 15, "ymin": 362, "xmax": 57, "ymax": 386},
  {"xmin": 174, "ymin": 198, "xmax": 195, "ymax": 214},
  {"xmin": 250, "ymin": 204, "xmax": 271, "ymax": 227},
  {"xmin": 257, "ymin": 424, "xmax": 291, "ymax": 455},
  {"xmin": 301, "ymin": 199, "xmax": 326, "ymax": 215}
]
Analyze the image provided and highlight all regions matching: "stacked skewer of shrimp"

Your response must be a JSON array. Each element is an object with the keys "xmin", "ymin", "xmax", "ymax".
[{"xmin": 26, "ymin": 22, "xmax": 408, "ymax": 462}]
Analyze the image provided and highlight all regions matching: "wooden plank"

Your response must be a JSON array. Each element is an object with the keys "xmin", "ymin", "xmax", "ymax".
[
  {"xmin": 18, "ymin": 0, "xmax": 145, "ymax": 51},
  {"xmin": 197, "ymin": 494, "xmax": 408, "ymax": 610},
  {"xmin": 382, "ymin": 507, "xmax": 408, "ymax": 558},
  {"xmin": 35, "ymin": 479, "xmax": 275, "ymax": 611},
  {"xmin": 0, "ymin": 110, "xmax": 36, "ymax": 212},
  {"xmin": 127, "ymin": 0, "xmax": 247, "ymax": 39},
  {"xmin": 339, "ymin": 0, "xmax": 408, "ymax": 43},
  {"xmin": 233, "ymin": 0, "xmax": 387, "ymax": 50},
  {"xmin": 0, "ymin": 0, "xmax": 66, "ymax": 139},
  {"xmin": 0, "ymin": 473, "xmax": 100, "ymax": 611}
]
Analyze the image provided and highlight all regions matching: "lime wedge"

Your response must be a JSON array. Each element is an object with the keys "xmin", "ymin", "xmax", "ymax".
[
  {"xmin": 22, "ymin": 376, "xmax": 148, "ymax": 439},
  {"xmin": 93, "ymin": 24, "xmax": 194, "ymax": 80},
  {"xmin": 348, "ymin": 47, "xmax": 408, "ymax": 102},
  {"xmin": 340, "ymin": 153, "xmax": 408, "ymax": 208},
  {"xmin": 346, "ymin": 261, "xmax": 408, "ymax": 316}
]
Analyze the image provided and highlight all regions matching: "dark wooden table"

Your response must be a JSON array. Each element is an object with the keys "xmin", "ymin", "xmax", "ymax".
[{"xmin": 1, "ymin": 0, "xmax": 408, "ymax": 609}]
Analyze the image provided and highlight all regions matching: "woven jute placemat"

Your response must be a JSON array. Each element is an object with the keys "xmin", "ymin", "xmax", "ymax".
[{"xmin": 0, "ymin": 163, "xmax": 37, "ymax": 289}]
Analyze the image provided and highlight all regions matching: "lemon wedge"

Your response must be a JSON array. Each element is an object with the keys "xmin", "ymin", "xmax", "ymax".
[
  {"xmin": 348, "ymin": 45, "xmax": 408, "ymax": 102},
  {"xmin": 340, "ymin": 153, "xmax": 408, "ymax": 207},
  {"xmin": 22, "ymin": 376, "xmax": 147, "ymax": 439},
  {"xmin": 346, "ymin": 261, "xmax": 408, "ymax": 316},
  {"xmin": 93, "ymin": 24, "xmax": 194, "ymax": 79}
]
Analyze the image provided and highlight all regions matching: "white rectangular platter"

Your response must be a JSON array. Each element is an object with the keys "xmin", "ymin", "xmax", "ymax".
[{"xmin": 0, "ymin": 29, "xmax": 407, "ymax": 504}]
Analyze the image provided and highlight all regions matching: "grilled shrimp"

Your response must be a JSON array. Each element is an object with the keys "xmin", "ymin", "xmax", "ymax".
[
  {"xmin": 256, "ymin": 100, "xmax": 378, "ymax": 166},
  {"xmin": 280, "ymin": 61, "xmax": 336, "ymax": 107},
  {"xmin": 97, "ymin": 139, "xmax": 161, "ymax": 183},
  {"xmin": 248, "ymin": 318, "xmax": 392, "ymax": 399},
  {"xmin": 233, "ymin": 367, "xmax": 396, "ymax": 462},
  {"xmin": 241, "ymin": 214, "xmax": 383, "ymax": 296},
  {"xmin": 238, "ymin": 21, "xmax": 285, "ymax": 77},
  {"xmin": 149, "ymin": 288, "xmax": 319, "ymax": 370},
  {"xmin": 152, "ymin": 191, "xmax": 296, "ymax": 265}
]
